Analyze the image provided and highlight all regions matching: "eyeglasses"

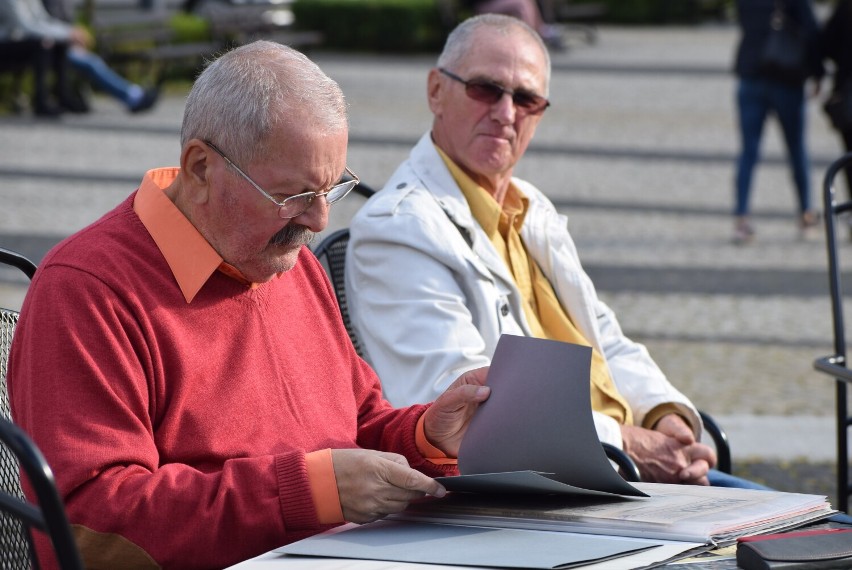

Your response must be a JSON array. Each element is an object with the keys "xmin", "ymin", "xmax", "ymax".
[
  {"xmin": 438, "ymin": 68, "xmax": 550, "ymax": 115},
  {"xmin": 204, "ymin": 140, "xmax": 359, "ymax": 219}
]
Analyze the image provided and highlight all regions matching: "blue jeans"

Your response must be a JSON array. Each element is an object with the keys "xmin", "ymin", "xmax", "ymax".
[
  {"xmin": 735, "ymin": 77, "xmax": 811, "ymax": 217},
  {"xmin": 708, "ymin": 468, "xmax": 771, "ymax": 489},
  {"xmin": 67, "ymin": 46, "xmax": 136, "ymax": 107}
]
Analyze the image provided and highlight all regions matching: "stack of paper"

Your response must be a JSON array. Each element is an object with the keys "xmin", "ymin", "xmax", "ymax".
[
  {"xmin": 398, "ymin": 482, "xmax": 833, "ymax": 546},
  {"xmin": 277, "ymin": 335, "xmax": 833, "ymax": 569}
]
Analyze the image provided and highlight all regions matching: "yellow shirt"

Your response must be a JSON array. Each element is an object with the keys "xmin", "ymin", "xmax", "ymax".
[{"xmin": 435, "ymin": 149, "xmax": 634, "ymax": 426}]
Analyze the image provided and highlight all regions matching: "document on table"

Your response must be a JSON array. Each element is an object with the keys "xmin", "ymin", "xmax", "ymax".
[
  {"xmin": 276, "ymin": 519, "xmax": 675, "ymax": 569},
  {"xmin": 435, "ymin": 334, "xmax": 645, "ymax": 498},
  {"xmin": 399, "ymin": 482, "xmax": 834, "ymax": 546}
]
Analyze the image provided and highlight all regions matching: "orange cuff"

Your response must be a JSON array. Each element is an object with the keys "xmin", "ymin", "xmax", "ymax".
[
  {"xmin": 415, "ymin": 413, "xmax": 458, "ymax": 466},
  {"xmin": 305, "ymin": 449, "xmax": 345, "ymax": 524}
]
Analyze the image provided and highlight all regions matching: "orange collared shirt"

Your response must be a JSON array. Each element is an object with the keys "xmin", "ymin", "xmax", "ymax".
[{"xmin": 132, "ymin": 168, "xmax": 346, "ymax": 523}]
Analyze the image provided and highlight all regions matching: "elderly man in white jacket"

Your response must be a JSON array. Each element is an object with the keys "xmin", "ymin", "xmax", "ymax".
[{"xmin": 347, "ymin": 14, "xmax": 731, "ymax": 486}]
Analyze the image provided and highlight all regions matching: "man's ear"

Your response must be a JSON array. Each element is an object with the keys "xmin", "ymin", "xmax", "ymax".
[
  {"xmin": 427, "ymin": 67, "xmax": 444, "ymax": 116},
  {"xmin": 181, "ymin": 139, "xmax": 212, "ymax": 204}
]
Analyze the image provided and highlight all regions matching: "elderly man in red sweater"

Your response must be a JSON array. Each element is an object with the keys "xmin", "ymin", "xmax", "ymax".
[{"xmin": 7, "ymin": 40, "xmax": 490, "ymax": 569}]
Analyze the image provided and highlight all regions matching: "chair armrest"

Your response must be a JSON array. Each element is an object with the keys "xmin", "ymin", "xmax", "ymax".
[
  {"xmin": 0, "ymin": 247, "xmax": 37, "ymax": 280},
  {"xmin": 699, "ymin": 410, "xmax": 731, "ymax": 474},
  {"xmin": 602, "ymin": 443, "xmax": 641, "ymax": 482},
  {"xmin": 814, "ymin": 355, "xmax": 852, "ymax": 383}
]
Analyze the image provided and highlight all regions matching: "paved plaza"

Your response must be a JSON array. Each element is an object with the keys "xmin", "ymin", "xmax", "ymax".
[{"xmin": 1, "ymin": 24, "xmax": 851, "ymax": 501}]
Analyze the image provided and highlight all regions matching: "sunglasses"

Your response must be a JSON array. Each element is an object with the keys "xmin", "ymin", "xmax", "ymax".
[{"xmin": 438, "ymin": 68, "xmax": 550, "ymax": 115}]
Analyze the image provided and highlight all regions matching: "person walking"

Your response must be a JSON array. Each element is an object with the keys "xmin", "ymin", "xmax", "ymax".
[{"xmin": 732, "ymin": 0, "xmax": 824, "ymax": 244}]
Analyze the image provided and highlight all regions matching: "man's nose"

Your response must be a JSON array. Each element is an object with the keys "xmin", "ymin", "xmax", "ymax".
[
  {"xmin": 291, "ymin": 196, "xmax": 329, "ymax": 233},
  {"xmin": 490, "ymin": 92, "xmax": 516, "ymax": 123}
]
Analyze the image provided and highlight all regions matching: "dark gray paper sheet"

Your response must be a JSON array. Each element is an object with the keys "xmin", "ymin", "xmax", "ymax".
[
  {"xmin": 277, "ymin": 520, "xmax": 659, "ymax": 569},
  {"xmin": 436, "ymin": 334, "xmax": 646, "ymax": 498}
]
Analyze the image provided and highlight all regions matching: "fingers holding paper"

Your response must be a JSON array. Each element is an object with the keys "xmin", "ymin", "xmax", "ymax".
[
  {"xmin": 331, "ymin": 449, "xmax": 447, "ymax": 524},
  {"xmin": 422, "ymin": 366, "xmax": 491, "ymax": 458}
]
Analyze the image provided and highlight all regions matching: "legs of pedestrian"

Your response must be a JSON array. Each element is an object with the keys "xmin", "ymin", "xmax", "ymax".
[
  {"xmin": 772, "ymin": 80, "xmax": 818, "ymax": 240},
  {"xmin": 734, "ymin": 78, "xmax": 768, "ymax": 244},
  {"xmin": 66, "ymin": 46, "xmax": 159, "ymax": 113}
]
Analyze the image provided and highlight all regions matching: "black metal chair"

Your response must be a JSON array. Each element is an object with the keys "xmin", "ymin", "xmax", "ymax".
[
  {"xmin": 0, "ymin": 247, "xmax": 81, "ymax": 569},
  {"xmin": 313, "ymin": 222, "xmax": 732, "ymax": 483},
  {"xmin": 0, "ymin": 418, "xmax": 83, "ymax": 570},
  {"xmin": 813, "ymin": 151, "xmax": 852, "ymax": 513},
  {"xmin": 0, "ymin": 248, "xmax": 37, "ymax": 282},
  {"xmin": 313, "ymin": 181, "xmax": 376, "ymax": 354},
  {"xmin": 0, "ymin": 248, "xmax": 37, "ymax": 570},
  {"xmin": 314, "ymin": 227, "xmax": 365, "ymax": 359}
]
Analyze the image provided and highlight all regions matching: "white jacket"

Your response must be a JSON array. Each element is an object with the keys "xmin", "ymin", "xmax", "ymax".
[{"xmin": 346, "ymin": 133, "xmax": 701, "ymax": 449}]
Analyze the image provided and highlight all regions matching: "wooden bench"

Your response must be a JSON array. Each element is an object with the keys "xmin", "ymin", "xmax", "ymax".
[
  {"xmin": 90, "ymin": 4, "xmax": 323, "ymax": 85},
  {"xmin": 199, "ymin": 2, "xmax": 323, "ymax": 51},
  {"xmin": 91, "ymin": 10, "xmax": 219, "ymax": 85}
]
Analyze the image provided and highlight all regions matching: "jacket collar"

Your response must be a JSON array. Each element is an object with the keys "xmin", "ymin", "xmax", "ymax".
[{"xmin": 408, "ymin": 132, "xmax": 522, "ymax": 298}]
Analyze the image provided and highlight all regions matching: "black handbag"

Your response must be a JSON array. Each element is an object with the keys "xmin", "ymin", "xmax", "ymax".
[
  {"xmin": 824, "ymin": 80, "xmax": 852, "ymax": 132},
  {"xmin": 759, "ymin": 0, "xmax": 810, "ymax": 84}
]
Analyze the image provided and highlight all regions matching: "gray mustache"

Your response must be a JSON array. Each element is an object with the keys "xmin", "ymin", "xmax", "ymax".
[{"xmin": 269, "ymin": 224, "xmax": 315, "ymax": 248}]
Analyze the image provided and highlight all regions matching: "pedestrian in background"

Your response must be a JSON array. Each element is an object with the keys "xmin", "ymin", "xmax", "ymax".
[
  {"xmin": 41, "ymin": 0, "xmax": 159, "ymax": 113},
  {"xmin": 820, "ymin": 0, "xmax": 852, "ymax": 204},
  {"xmin": 732, "ymin": 0, "xmax": 824, "ymax": 245},
  {"xmin": 0, "ymin": 0, "xmax": 75, "ymax": 116}
]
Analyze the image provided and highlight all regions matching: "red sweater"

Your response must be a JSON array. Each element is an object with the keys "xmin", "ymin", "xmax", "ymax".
[{"xmin": 8, "ymin": 194, "xmax": 455, "ymax": 569}]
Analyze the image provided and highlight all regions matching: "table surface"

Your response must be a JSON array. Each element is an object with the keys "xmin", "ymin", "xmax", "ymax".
[
  {"xmin": 228, "ymin": 522, "xmax": 851, "ymax": 570},
  {"xmin": 229, "ymin": 551, "xmax": 740, "ymax": 570}
]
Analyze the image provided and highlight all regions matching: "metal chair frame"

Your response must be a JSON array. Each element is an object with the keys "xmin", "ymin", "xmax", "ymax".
[
  {"xmin": 813, "ymin": 151, "xmax": 852, "ymax": 513},
  {"xmin": 0, "ymin": 248, "xmax": 37, "ymax": 281},
  {"xmin": 0, "ymin": 418, "xmax": 84, "ymax": 570},
  {"xmin": 0, "ymin": 247, "xmax": 83, "ymax": 569}
]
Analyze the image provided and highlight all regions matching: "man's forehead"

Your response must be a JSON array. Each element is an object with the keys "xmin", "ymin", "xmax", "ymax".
[
  {"xmin": 457, "ymin": 39, "xmax": 547, "ymax": 90},
  {"xmin": 462, "ymin": 29, "xmax": 545, "ymax": 67}
]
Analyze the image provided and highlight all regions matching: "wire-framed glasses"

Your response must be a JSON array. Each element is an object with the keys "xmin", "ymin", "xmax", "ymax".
[
  {"xmin": 204, "ymin": 140, "xmax": 359, "ymax": 219},
  {"xmin": 438, "ymin": 68, "xmax": 550, "ymax": 116}
]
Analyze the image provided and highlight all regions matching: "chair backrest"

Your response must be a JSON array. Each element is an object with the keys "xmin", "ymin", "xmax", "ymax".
[
  {"xmin": 0, "ymin": 249, "xmax": 36, "ymax": 569},
  {"xmin": 312, "ymin": 182, "xmax": 376, "ymax": 357},
  {"xmin": 0, "ymin": 417, "xmax": 83, "ymax": 570},
  {"xmin": 314, "ymin": 228, "xmax": 365, "ymax": 358},
  {"xmin": 0, "ymin": 249, "xmax": 37, "ymax": 282},
  {"xmin": 0, "ymin": 318, "xmax": 30, "ymax": 567},
  {"xmin": 813, "ymin": 151, "xmax": 852, "ymax": 513},
  {"xmin": 0, "ymin": 248, "xmax": 81, "ymax": 569}
]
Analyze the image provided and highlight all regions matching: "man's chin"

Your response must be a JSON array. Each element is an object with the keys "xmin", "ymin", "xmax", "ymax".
[{"xmin": 271, "ymin": 245, "xmax": 304, "ymax": 272}]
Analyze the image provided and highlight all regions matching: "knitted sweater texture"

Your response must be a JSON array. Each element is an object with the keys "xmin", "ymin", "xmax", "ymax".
[{"xmin": 8, "ymin": 193, "xmax": 452, "ymax": 569}]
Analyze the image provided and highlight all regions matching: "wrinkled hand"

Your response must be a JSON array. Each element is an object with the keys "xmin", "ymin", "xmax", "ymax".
[
  {"xmin": 621, "ymin": 414, "xmax": 716, "ymax": 485},
  {"xmin": 422, "ymin": 367, "xmax": 490, "ymax": 457},
  {"xmin": 331, "ymin": 449, "xmax": 446, "ymax": 524}
]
